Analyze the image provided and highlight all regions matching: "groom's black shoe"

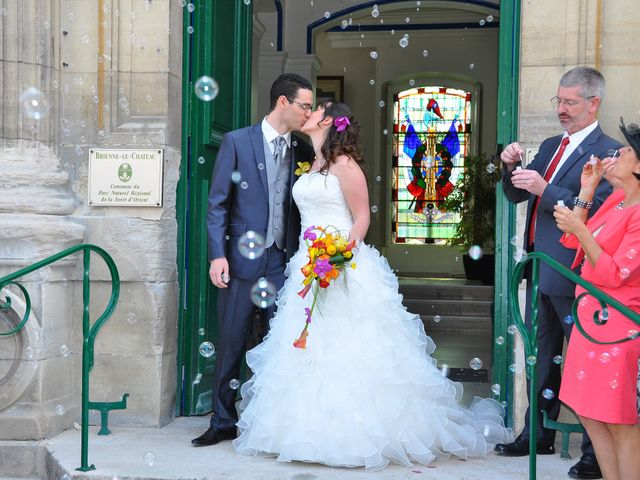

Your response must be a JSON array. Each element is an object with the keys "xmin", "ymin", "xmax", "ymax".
[
  {"xmin": 568, "ymin": 453, "xmax": 602, "ymax": 479},
  {"xmin": 191, "ymin": 427, "xmax": 237, "ymax": 447},
  {"xmin": 494, "ymin": 434, "xmax": 555, "ymax": 456}
]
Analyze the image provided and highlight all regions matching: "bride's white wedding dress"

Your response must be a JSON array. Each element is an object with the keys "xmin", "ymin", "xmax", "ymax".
[{"xmin": 233, "ymin": 171, "xmax": 513, "ymax": 471}]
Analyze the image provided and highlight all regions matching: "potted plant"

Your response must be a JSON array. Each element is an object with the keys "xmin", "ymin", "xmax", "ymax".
[{"xmin": 442, "ymin": 153, "xmax": 499, "ymax": 284}]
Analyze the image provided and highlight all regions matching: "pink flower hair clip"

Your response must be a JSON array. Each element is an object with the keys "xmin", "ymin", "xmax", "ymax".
[{"xmin": 334, "ymin": 116, "xmax": 350, "ymax": 132}]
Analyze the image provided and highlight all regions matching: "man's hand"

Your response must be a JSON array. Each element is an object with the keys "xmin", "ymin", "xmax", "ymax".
[
  {"xmin": 209, "ymin": 257, "xmax": 230, "ymax": 288},
  {"xmin": 501, "ymin": 142, "xmax": 524, "ymax": 166},
  {"xmin": 511, "ymin": 168, "xmax": 548, "ymax": 197}
]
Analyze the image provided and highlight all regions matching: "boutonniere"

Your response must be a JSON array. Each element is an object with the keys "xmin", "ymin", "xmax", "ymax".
[{"xmin": 295, "ymin": 161, "xmax": 311, "ymax": 176}]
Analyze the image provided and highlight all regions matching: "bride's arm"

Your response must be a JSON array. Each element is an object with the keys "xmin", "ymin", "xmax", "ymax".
[{"xmin": 332, "ymin": 155, "xmax": 370, "ymax": 243}]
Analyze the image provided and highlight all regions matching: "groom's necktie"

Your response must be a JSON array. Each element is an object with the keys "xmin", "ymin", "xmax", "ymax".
[{"xmin": 273, "ymin": 136, "xmax": 286, "ymax": 165}]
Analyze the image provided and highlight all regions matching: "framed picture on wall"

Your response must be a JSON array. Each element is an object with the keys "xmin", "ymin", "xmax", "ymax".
[{"xmin": 316, "ymin": 76, "xmax": 344, "ymax": 104}]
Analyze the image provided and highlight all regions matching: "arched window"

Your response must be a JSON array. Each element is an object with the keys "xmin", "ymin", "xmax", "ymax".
[{"xmin": 391, "ymin": 86, "xmax": 473, "ymax": 244}]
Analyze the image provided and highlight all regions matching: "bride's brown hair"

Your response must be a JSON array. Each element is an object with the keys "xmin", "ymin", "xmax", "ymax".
[{"xmin": 317, "ymin": 101, "xmax": 365, "ymax": 176}]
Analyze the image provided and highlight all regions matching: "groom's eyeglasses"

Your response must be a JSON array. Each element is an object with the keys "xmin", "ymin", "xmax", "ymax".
[{"xmin": 289, "ymin": 100, "xmax": 313, "ymax": 112}]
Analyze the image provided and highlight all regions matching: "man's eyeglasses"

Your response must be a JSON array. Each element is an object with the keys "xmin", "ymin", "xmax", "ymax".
[
  {"xmin": 289, "ymin": 100, "xmax": 313, "ymax": 112},
  {"xmin": 550, "ymin": 95, "xmax": 596, "ymax": 107}
]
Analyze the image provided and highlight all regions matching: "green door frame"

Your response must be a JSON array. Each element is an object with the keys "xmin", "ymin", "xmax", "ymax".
[
  {"xmin": 176, "ymin": 1, "xmax": 253, "ymax": 416},
  {"xmin": 492, "ymin": 0, "xmax": 521, "ymax": 427}
]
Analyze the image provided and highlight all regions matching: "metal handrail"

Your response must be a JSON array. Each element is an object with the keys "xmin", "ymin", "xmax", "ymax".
[
  {"xmin": 0, "ymin": 244, "xmax": 121, "ymax": 471},
  {"xmin": 510, "ymin": 251, "xmax": 640, "ymax": 479}
]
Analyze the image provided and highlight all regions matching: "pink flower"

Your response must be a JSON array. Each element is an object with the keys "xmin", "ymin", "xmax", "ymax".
[
  {"xmin": 304, "ymin": 307, "xmax": 312, "ymax": 324},
  {"xmin": 334, "ymin": 116, "xmax": 350, "ymax": 132},
  {"xmin": 313, "ymin": 258, "xmax": 332, "ymax": 278},
  {"xmin": 303, "ymin": 226, "xmax": 317, "ymax": 241}
]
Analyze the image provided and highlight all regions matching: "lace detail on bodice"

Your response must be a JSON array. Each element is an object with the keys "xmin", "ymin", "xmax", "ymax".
[{"xmin": 292, "ymin": 172, "xmax": 353, "ymax": 235}]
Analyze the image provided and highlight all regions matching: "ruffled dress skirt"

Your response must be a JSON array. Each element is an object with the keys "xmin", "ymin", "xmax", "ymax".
[{"xmin": 233, "ymin": 243, "xmax": 512, "ymax": 471}]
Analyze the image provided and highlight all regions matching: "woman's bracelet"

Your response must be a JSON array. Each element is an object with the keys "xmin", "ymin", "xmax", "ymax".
[{"xmin": 573, "ymin": 197, "xmax": 593, "ymax": 210}]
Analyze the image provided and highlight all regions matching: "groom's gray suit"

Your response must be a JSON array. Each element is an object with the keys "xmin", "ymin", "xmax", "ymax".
[{"xmin": 207, "ymin": 122, "xmax": 313, "ymax": 430}]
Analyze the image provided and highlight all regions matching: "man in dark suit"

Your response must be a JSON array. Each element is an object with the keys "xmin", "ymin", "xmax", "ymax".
[
  {"xmin": 496, "ymin": 66, "xmax": 621, "ymax": 479},
  {"xmin": 192, "ymin": 73, "xmax": 314, "ymax": 447}
]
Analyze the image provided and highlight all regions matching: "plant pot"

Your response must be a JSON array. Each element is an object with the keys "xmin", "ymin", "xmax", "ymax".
[{"xmin": 462, "ymin": 253, "xmax": 495, "ymax": 285}]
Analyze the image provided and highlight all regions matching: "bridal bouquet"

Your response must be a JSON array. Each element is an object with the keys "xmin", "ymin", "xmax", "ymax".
[{"xmin": 293, "ymin": 225, "xmax": 356, "ymax": 349}]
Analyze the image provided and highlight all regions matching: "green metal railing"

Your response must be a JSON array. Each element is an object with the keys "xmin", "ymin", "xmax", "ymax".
[
  {"xmin": 510, "ymin": 251, "xmax": 640, "ymax": 479},
  {"xmin": 0, "ymin": 244, "xmax": 123, "ymax": 471}
]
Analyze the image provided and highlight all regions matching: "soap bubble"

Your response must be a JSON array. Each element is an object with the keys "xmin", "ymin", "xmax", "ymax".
[
  {"xmin": 250, "ymin": 277, "xmax": 277, "ymax": 308},
  {"xmin": 479, "ymin": 19, "xmax": 486, "ymax": 26},
  {"xmin": 20, "ymin": 87, "xmax": 50, "ymax": 120},
  {"xmin": 240, "ymin": 181, "xmax": 249, "ymax": 190},
  {"xmin": 510, "ymin": 236, "xmax": 519, "ymax": 246},
  {"xmin": 405, "ymin": 17, "xmax": 410, "ymax": 23},
  {"xmin": 143, "ymin": 451, "xmax": 156, "ymax": 466},
  {"xmin": 619, "ymin": 268, "xmax": 631, "ymax": 279},
  {"xmin": 487, "ymin": 15, "xmax": 494, "ymax": 22},
  {"xmin": 508, "ymin": 363, "xmax": 517, "ymax": 373},
  {"xmin": 194, "ymin": 76, "xmax": 219, "ymax": 101},
  {"xmin": 187, "ymin": 26, "xmax": 194, "ymax": 34},
  {"xmin": 469, "ymin": 63, "xmax": 475, "ymax": 69},
  {"xmin": 376, "ymin": 176, "xmax": 382, "ymax": 182},
  {"xmin": 231, "ymin": 171, "xmax": 242, "ymax": 184},
  {"xmin": 629, "ymin": 329, "xmax": 639, "ymax": 339},
  {"xmin": 369, "ymin": 51, "xmax": 378, "ymax": 60},
  {"xmin": 599, "ymin": 352, "xmax": 611, "ymax": 364},
  {"xmin": 198, "ymin": 328, "xmax": 205, "ymax": 336},
  {"xmin": 542, "ymin": 388, "xmax": 555, "ymax": 400},
  {"xmin": 553, "ymin": 355, "xmax": 563, "ymax": 364},
  {"xmin": 229, "ymin": 378, "xmax": 240, "ymax": 390},
  {"xmin": 238, "ymin": 231, "xmax": 266, "ymax": 260},
  {"xmin": 586, "ymin": 351, "xmax": 596, "ymax": 360},
  {"xmin": 382, "ymin": 129, "xmax": 388, "ymax": 135},
  {"xmin": 370, "ymin": 205, "xmax": 378, "ymax": 213},
  {"xmin": 59, "ymin": 345, "xmax": 70, "ymax": 357},
  {"xmin": 324, "ymin": 11, "xmax": 330, "ymax": 19},
  {"xmin": 399, "ymin": 37, "xmax": 409, "ymax": 48},
  {"xmin": 468, "ymin": 245, "xmax": 483, "ymax": 260},
  {"xmin": 513, "ymin": 248, "xmax": 527, "ymax": 262},
  {"xmin": 198, "ymin": 341, "xmax": 215, "ymax": 357},
  {"xmin": 491, "ymin": 384, "xmax": 501, "ymax": 395},
  {"xmin": 243, "ymin": 0, "xmax": 251, "ymax": 4},
  {"xmin": 599, "ymin": 308, "xmax": 609, "ymax": 321},
  {"xmin": 371, "ymin": 7, "xmax": 379, "ymax": 18},
  {"xmin": 197, "ymin": 156, "xmax": 205, "ymax": 164},
  {"xmin": 486, "ymin": 163, "xmax": 496, "ymax": 174},
  {"xmin": 433, "ymin": 314, "xmax": 442, "ymax": 323},
  {"xmin": 409, "ymin": 79, "xmax": 415, "ymax": 86},
  {"xmin": 126, "ymin": 312, "xmax": 137, "ymax": 324},
  {"xmin": 187, "ymin": 3, "xmax": 195, "ymax": 11},
  {"xmin": 341, "ymin": 20, "xmax": 348, "ymax": 29},
  {"xmin": 563, "ymin": 315, "xmax": 574, "ymax": 325},
  {"xmin": 610, "ymin": 346, "xmax": 621, "ymax": 357},
  {"xmin": 469, "ymin": 357, "xmax": 483, "ymax": 370},
  {"xmin": 440, "ymin": 363, "xmax": 449, "ymax": 377},
  {"xmin": 625, "ymin": 248, "xmax": 637, "ymax": 260},
  {"xmin": 495, "ymin": 336, "xmax": 505, "ymax": 345},
  {"xmin": 609, "ymin": 379, "xmax": 619, "ymax": 389},
  {"xmin": 526, "ymin": 355, "xmax": 537, "ymax": 365},
  {"xmin": 55, "ymin": 404, "xmax": 66, "ymax": 416},
  {"xmin": 422, "ymin": 49, "xmax": 429, "ymax": 57},
  {"xmin": 507, "ymin": 324, "xmax": 517, "ymax": 335},
  {"xmin": 378, "ymin": 100, "xmax": 385, "ymax": 108},
  {"xmin": 577, "ymin": 370, "xmax": 586, "ymax": 380},
  {"xmin": 369, "ymin": 79, "xmax": 375, "ymax": 85}
]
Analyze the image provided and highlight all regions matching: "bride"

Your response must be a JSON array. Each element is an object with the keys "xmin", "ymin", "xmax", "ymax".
[{"xmin": 233, "ymin": 101, "xmax": 513, "ymax": 471}]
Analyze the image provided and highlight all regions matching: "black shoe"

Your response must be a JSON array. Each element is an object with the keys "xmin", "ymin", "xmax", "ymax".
[
  {"xmin": 568, "ymin": 453, "xmax": 602, "ymax": 479},
  {"xmin": 191, "ymin": 427, "xmax": 237, "ymax": 447},
  {"xmin": 494, "ymin": 435, "xmax": 555, "ymax": 457}
]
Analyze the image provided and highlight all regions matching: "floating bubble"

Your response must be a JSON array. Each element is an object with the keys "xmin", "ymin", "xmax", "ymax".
[
  {"xmin": 469, "ymin": 357, "xmax": 483, "ymax": 370},
  {"xmin": 60, "ymin": 345, "xmax": 70, "ymax": 357},
  {"xmin": 599, "ymin": 308, "xmax": 609, "ymax": 321},
  {"xmin": 405, "ymin": 17, "xmax": 410, "ymax": 23},
  {"xmin": 507, "ymin": 324, "xmax": 517, "ymax": 335},
  {"xmin": 390, "ymin": 29, "xmax": 395, "ymax": 35},
  {"xmin": 231, "ymin": 171, "xmax": 242, "ymax": 184},
  {"xmin": 541, "ymin": 388, "xmax": 555, "ymax": 400},
  {"xmin": 126, "ymin": 312, "xmax": 137, "ymax": 324},
  {"xmin": 610, "ymin": 346, "xmax": 621, "ymax": 357},
  {"xmin": 378, "ymin": 100, "xmax": 385, "ymax": 108},
  {"xmin": 495, "ymin": 336, "xmax": 505, "ymax": 345},
  {"xmin": 382, "ymin": 129, "xmax": 388, "ymax": 135},
  {"xmin": 20, "ymin": 87, "xmax": 50, "ymax": 120},
  {"xmin": 440, "ymin": 363, "xmax": 449, "ymax": 377},
  {"xmin": 186, "ymin": 2, "xmax": 195, "ymax": 11},
  {"xmin": 26, "ymin": 347, "xmax": 34, "ymax": 360},
  {"xmin": 198, "ymin": 328, "xmax": 205, "ymax": 336},
  {"xmin": 513, "ymin": 248, "xmax": 527, "ymax": 262},
  {"xmin": 609, "ymin": 379, "xmax": 619, "ymax": 389},
  {"xmin": 629, "ymin": 329, "xmax": 640, "ymax": 339},
  {"xmin": 422, "ymin": 49, "xmax": 429, "ymax": 57},
  {"xmin": 369, "ymin": 79, "xmax": 375, "ymax": 86},
  {"xmin": 324, "ymin": 11, "xmax": 330, "ymax": 19},
  {"xmin": 55, "ymin": 404, "xmax": 66, "ymax": 416},
  {"xmin": 118, "ymin": 97, "xmax": 129, "ymax": 108},
  {"xmin": 576, "ymin": 370, "xmax": 586, "ymax": 380},
  {"xmin": 146, "ymin": 94, "xmax": 153, "ymax": 103},
  {"xmin": 563, "ymin": 315, "xmax": 574, "ymax": 325},
  {"xmin": 370, "ymin": 205, "xmax": 379, "ymax": 213},
  {"xmin": 341, "ymin": 20, "xmax": 348, "ymax": 29},
  {"xmin": 553, "ymin": 355, "xmax": 563, "ymax": 364},
  {"xmin": 197, "ymin": 156, "xmax": 205, "ymax": 164},
  {"xmin": 369, "ymin": 51, "xmax": 378, "ymax": 60},
  {"xmin": 143, "ymin": 451, "xmax": 156, "ymax": 466},
  {"xmin": 371, "ymin": 7, "xmax": 379, "ymax": 18},
  {"xmin": 586, "ymin": 351, "xmax": 596, "ymax": 360},
  {"xmin": 399, "ymin": 37, "xmax": 409, "ymax": 48},
  {"xmin": 510, "ymin": 236, "xmax": 519, "ymax": 246},
  {"xmin": 240, "ymin": 181, "xmax": 249, "ymax": 190},
  {"xmin": 599, "ymin": 352, "xmax": 611, "ymax": 364},
  {"xmin": 60, "ymin": 475, "xmax": 71, "ymax": 480},
  {"xmin": 250, "ymin": 277, "xmax": 277, "ymax": 308},
  {"xmin": 487, "ymin": 15, "xmax": 494, "ymax": 22},
  {"xmin": 194, "ymin": 76, "xmax": 219, "ymax": 102},
  {"xmin": 257, "ymin": 163, "xmax": 264, "ymax": 170},
  {"xmin": 619, "ymin": 268, "xmax": 631, "ymax": 279},
  {"xmin": 229, "ymin": 378, "xmax": 240, "ymax": 390},
  {"xmin": 376, "ymin": 176, "xmax": 382, "ymax": 182},
  {"xmin": 468, "ymin": 245, "xmax": 483, "ymax": 260},
  {"xmin": 409, "ymin": 79, "xmax": 416, "ymax": 86},
  {"xmin": 626, "ymin": 248, "xmax": 637, "ymax": 260},
  {"xmin": 187, "ymin": 26, "xmax": 194, "ymax": 34},
  {"xmin": 238, "ymin": 231, "xmax": 266, "ymax": 260},
  {"xmin": 243, "ymin": 0, "xmax": 251, "ymax": 4},
  {"xmin": 479, "ymin": 19, "xmax": 486, "ymax": 26},
  {"xmin": 432, "ymin": 314, "xmax": 442, "ymax": 323},
  {"xmin": 198, "ymin": 341, "xmax": 214, "ymax": 358},
  {"xmin": 508, "ymin": 363, "xmax": 517, "ymax": 373},
  {"xmin": 469, "ymin": 63, "xmax": 475, "ymax": 69},
  {"xmin": 486, "ymin": 163, "xmax": 496, "ymax": 174},
  {"xmin": 526, "ymin": 355, "xmax": 537, "ymax": 366},
  {"xmin": 491, "ymin": 384, "xmax": 501, "ymax": 395}
]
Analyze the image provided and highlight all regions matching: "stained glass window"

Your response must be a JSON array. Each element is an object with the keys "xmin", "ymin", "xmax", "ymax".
[{"xmin": 391, "ymin": 86, "xmax": 473, "ymax": 244}]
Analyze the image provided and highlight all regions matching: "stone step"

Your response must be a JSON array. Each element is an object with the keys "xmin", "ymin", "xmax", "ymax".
[
  {"xmin": 421, "ymin": 314, "xmax": 492, "ymax": 333},
  {"xmin": 406, "ymin": 298, "xmax": 493, "ymax": 317}
]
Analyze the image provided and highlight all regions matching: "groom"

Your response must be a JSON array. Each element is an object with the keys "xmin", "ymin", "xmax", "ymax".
[{"xmin": 192, "ymin": 73, "xmax": 315, "ymax": 447}]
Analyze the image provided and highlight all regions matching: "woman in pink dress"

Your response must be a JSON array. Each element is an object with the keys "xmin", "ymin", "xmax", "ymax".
[{"xmin": 554, "ymin": 118, "xmax": 640, "ymax": 480}]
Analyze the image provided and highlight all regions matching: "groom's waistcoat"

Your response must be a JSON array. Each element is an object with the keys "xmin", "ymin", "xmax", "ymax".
[{"xmin": 262, "ymin": 136, "xmax": 292, "ymax": 250}]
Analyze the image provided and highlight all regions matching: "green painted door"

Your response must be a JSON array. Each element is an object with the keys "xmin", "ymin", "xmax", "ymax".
[{"xmin": 176, "ymin": 0, "xmax": 252, "ymax": 416}]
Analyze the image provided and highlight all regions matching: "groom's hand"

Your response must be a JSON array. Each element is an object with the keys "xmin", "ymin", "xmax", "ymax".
[{"xmin": 209, "ymin": 257, "xmax": 230, "ymax": 288}]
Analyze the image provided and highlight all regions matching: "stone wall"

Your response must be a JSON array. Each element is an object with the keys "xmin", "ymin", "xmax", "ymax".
[{"xmin": 0, "ymin": 0, "xmax": 182, "ymax": 439}]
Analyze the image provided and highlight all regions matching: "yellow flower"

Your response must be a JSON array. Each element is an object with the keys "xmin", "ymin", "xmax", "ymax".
[
  {"xmin": 351, "ymin": 262, "xmax": 357, "ymax": 269},
  {"xmin": 344, "ymin": 251, "xmax": 353, "ymax": 259},
  {"xmin": 295, "ymin": 161, "xmax": 311, "ymax": 176},
  {"xmin": 326, "ymin": 245, "xmax": 337, "ymax": 255}
]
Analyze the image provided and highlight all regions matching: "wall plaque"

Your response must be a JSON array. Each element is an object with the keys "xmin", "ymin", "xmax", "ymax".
[{"xmin": 88, "ymin": 149, "xmax": 163, "ymax": 207}]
